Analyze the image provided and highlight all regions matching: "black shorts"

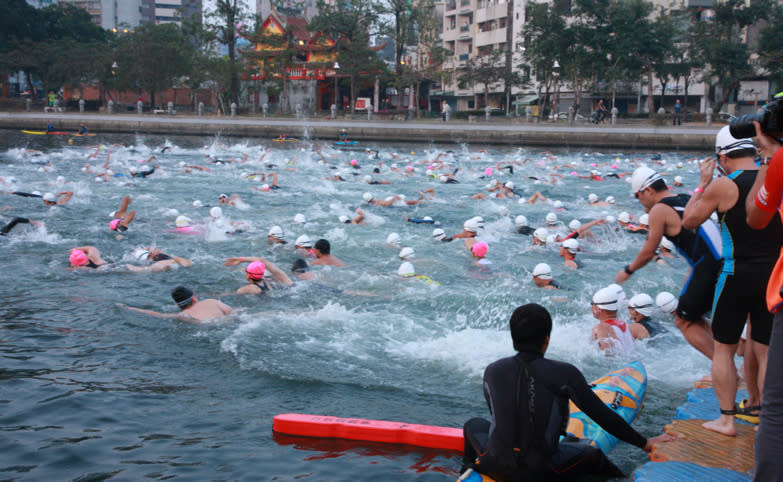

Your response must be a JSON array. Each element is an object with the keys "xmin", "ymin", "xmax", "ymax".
[
  {"xmin": 711, "ymin": 266, "xmax": 774, "ymax": 345},
  {"xmin": 677, "ymin": 255, "xmax": 720, "ymax": 322}
]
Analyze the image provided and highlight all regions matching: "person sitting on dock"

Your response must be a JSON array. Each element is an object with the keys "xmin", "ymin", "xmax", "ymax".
[{"xmin": 462, "ymin": 303, "xmax": 674, "ymax": 481}]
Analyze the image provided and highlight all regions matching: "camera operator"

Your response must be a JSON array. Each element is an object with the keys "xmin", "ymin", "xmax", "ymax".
[{"xmin": 745, "ymin": 120, "xmax": 783, "ymax": 480}]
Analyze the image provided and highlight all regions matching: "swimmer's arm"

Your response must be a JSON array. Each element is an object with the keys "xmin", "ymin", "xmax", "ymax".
[
  {"xmin": 615, "ymin": 206, "xmax": 666, "ymax": 283},
  {"xmin": 56, "ymin": 191, "xmax": 73, "ymax": 204},
  {"xmin": 124, "ymin": 305, "xmax": 180, "ymax": 318},
  {"xmin": 263, "ymin": 260, "xmax": 294, "ymax": 287},
  {"xmin": 224, "ymin": 256, "xmax": 257, "ymax": 266}
]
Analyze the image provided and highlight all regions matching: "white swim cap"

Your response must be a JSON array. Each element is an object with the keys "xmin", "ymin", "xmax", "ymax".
[
  {"xmin": 588, "ymin": 193, "xmax": 599, "ymax": 204},
  {"xmin": 639, "ymin": 214, "xmax": 649, "ymax": 226},
  {"xmin": 398, "ymin": 261, "xmax": 415, "ymax": 277},
  {"xmin": 546, "ymin": 234, "xmax": 558, "ymax": 245},
  {"xmin": 545, "ymin": 212, "xmax": 558, "ymax": 225},
  {"xmin": 592, "ymin": 287, "xmax": 619, "ymax": 311},
  {"xmin": 561, "ymin": 238, "xmax": 579, "ymax": 254},
  {"xmin": 192, "ymin": 200, "xmax": 203, "ymax": 208},
  {"xmin": 439, "ymin": 175, "xmax": 449, "ymax": 183},
  {"xmin": 295, "ymin": 234, "xmax": 312, "ymax": 248},
  {"xmin": 630, "ymin": 166, "xmax": 663, "ymax": 194},
  {"xmin": 660, "ymin": 237, "xmax": 675, "ymax": 252},
  {"xmin": 656, "ymin": 291, "xmax": 678, "ymax": 313},
  {"xmin": 94, "ymin": 176, "xmax": 103, "ymax": 183},
  {"xmin": 463, "ymin": 218, "xmax": 479, "ymax": 233},
  {"xmin": 364, "ymin": 175, "xmax": 372, "ymax": 183},
  {"xmin": 674, "ymin": 175, "xmax": 683, "ymax": 184},
  {"xmin": 268, "ymin": 225, "xmax": 285, "ymax": 239},
  {"xmin": 387, "ymin": 232, "xmax": 401, "ymax": 246},
  {"xmin": 56, "ymin": 175, "xmax": 65, "ymax": 184},
  {"xmin": 175, "ymin": 215, "xmax": 191, "ymax": 228},
  {"xmin": 423, "ymin": 216, "xmax": 433, "ymax": 222},
  {"xmin": 715, "ymin": 125, "xmax": 755, "ymax": 155},
  {"xmin": 607, "ymin": 283, "xmax": 627, "ymax": 306},
  {"xmin": 363, "ymin": 192, "xmax": 374, "ymax": 203},
  {"xmin": 618, "ymin": 212, "xmax": 631, "ymax": 223},
  {"xmin": 505, "ymin": 181, "xmax": 514, "ymax": 189},
  {"xmin": 515, "ymin": 215, "xmax": 529, "ymax": 227},
  {"xmin": 629, "ymin": 293, "xmax": 655, "ymax": 317},
  {"xmin": 533, "ymin": 227, "xmax": 549, "ymax": 243},
  {"xmin": 553, "ymin": 200, "xmax": 564, "ymax": 209},
  {"xmin": 43, "ymin": 192, "xmax": 56, "ymax": 202},
  {"xmin": 472, "ymin": 216, "xmax": 484, "ymax": 229},
  {"xmin": 32, "ymin": 191, "xmax": 42, "ymax": 196},
  {"xmin": 568, "ymin": 219, "xmax": 582, "ymax": 231},
  {"xmin": 294, "ymin": 213, "xmax": 306, "ymax": 224},
  {"xmin": 432, "ymin": 228, "xmax": 446, "ymax": 240},
  {"xmin": 209, "ymin": 206, "xmax": 223, "ymax": 218},
  {"xmin": 338, "ymin": 215, "xmax": 350, "ymax": 224},
  {"xmin": 605, "ymin": 215, "xmax": 617, "ymax": 224},
  {"xmin": 132, "ymin": 247, "xmax": 150, "ymax": 260},
  {"xmin": 399, "ymin": 247, "xmax": 415, "ymax": 260},
  {"xmin": 532, "ymin": 263, "xmax": 553, "ymax": 280},
  {"xmin": 606, "ymin": 196, "xmax": 615, "ymax": 204}
]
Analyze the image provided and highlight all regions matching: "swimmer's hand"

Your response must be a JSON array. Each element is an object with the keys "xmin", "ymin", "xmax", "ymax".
[{"xmin": 644, "ymin": 432, "xmax": 677, "ymax": 452}]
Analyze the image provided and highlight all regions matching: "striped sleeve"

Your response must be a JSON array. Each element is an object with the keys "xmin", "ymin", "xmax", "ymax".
[{"xmin": 756, "ymin": 149, "xmax": 783, "ymax": 213}]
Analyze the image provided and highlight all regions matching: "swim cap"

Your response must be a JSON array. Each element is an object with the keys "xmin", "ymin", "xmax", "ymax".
[
  {"xmin": 175, "ymin": 215, "xmax": 191, "ymax": 228},
  {"xmin": 338, "ymin": 215, "xmax": 350, "ymax": 224},
  {"xmin": 605, "ymin": 215, "xmax": 617, "ymax": 224},
  {"xmin": 484, "ymin": 167, "xmax": 492, "ymax": 176},
  {"xmin": 387, "ymin": 232, "xmax": 401, "ymax": 246},
  {"xmin": 515, "ymin": 215, "xmax": 529, "ymax": 227},
  {"xmin": 218, "ymin": 193, "xmax": 229, "ymax": 200},
  {"xmin": 364, "ymin": 175, "xmax": 372, "ymax": 183},
  {"xmin": 618, "ymin": 212, "xmax": 630, "ymax": 223},
  {"xmin": 246, "ymin": 261, "xmax": 266, "ymax": 280},
  {"xmin": 505, "ymin": 181, "xmax": 514, "ymax": 189},
  {"xmin": 630, "ymin": 166, "xmax": 663, "ymax": 194},
  {"xmin": 294, "ymin": 213, "xmax": 306, "ymax": 224},
  {"xmin": 629, "ymin": 293, "xmax": 655, "ymax": 316},
  {"xmin": 568, "ymin": 219, "xmax": 582, "ymax": 231},
  {"xmin": 561, "ymin": 238, "xmax": 579, "ymax": 254},
  {"xmin": 350, "ymin": 159, "xmax": 358, "ymax": 166},
  {"xmin": 471, "ymin": 241, "xmax": 488, "ymax": 258},
  {"xmin": 545, "ymin": 212, "xmax": 558, "ymax": 225},
  {"xmin": 463, "ymin": 218, "xmax": 479, "ymax": 233},
  {"xmin": 656, "ymin": 291, "xmax": 678, "ymax": 313},
  {"xmin": 532, "ymin": 263, "xmax": 552, "ymax": 280},
  {"xmin": 69, "ymin": 249, "xmax": 88, "ymax": 267},
  {"xmin": 715, "ymin": 125, "xmax": 755, "ymax": 155},
  {"xmin": 132, "ymin": 248, "xmax": 150, "ymax": 260},
  {"xmin": 363, "ymin": 192, "xmax": 374, "ymax": 203},
  {"xmin": 295, "ymin": 234, "xmax": 313, "ymax": 248},
  {"xmin": 432, "ymin": 228, "xmax": 446, "ymax": 240},
  {"xmin": 606, "ymin": 196, "xmax": 615, "ymax": 204},
  {"xmin": 659, "ymin": 237, "xmax": 675, "ymax": 252},
  {"xmin": 592, "ymin": 287, "xmax": 618, "ymax": 311},
  {"xmin": 588, "ymin": 193, "xmax": 598, "ymax": 204},
  {"xmin": 56, "ymin": 175, "xmax": 65, "ymax": 184},
  {"xmin": 546, "ymin": 234, "xmax": 558, "ymax": 244},
  {"xmin": 439, "ymin": 175, "xmax": 449, "ymax": 183},
  {"xmin": 109, "ymin": 219, "xmax": 121, "ymax": 231},
  {"xmin": 268, "ymin": 225, "xmax": 285, "ymax": 239},
  {"xmin": 639, "ymin": 214, "xmax": 649, "ymax": 226},
  {"xmin": 43, "ymin": 192, "xmax": 56, "ymax": 202},
  {"xmin": 210, "ymin": 206, "xmax": 223, "ymax": 218},
  {"xmin": 398, "ymin": 261, "xmax": 415, "ymax": 277},
  {"xmin": 533, "ymin": 227, "xmax": 549, "ymax": 243},
  {"xmin": 261, "ymin": 184, "xmax": 271, "ymax": 191},
  {"xmin": 171, "ymin": 286, "xmax": 194, "ymax": 308},
  {"xmin": 674, "ymin": 175, "xmax": 683, "ymax": 184},
  {"xmin": 193, "ymin": 200, "xmax": 203, "ymax": 207},
  {"xmin": 399, "ymin": 247, "xmax": 415, "ymax": 260},
  {"xmin": 591, "ymin": 169, "xmax": 600, "ymax": 176},
  {"xmin": 607, "ymin": 283, "xmax": 627, "ymax": 306},
  {"xmin": 423, "ymin": 216, "xmax": 433, "ymax": 222}
]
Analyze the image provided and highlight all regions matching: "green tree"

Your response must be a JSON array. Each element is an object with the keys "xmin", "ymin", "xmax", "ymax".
[
  {"xmin": 205, "ymin": 0, "xmax": 247, "ymax": 106},
  {"xmin": 458, "ymin": 49, "xmax": 506, "ymax": 110},
  {"xmin": 757, "ymin": 3, "xmax": 783, "ymax": 92}
]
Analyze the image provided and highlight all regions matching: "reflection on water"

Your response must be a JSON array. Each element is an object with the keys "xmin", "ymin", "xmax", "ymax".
[{"xmin": 0, "ymin": 130, "xmax": 709, "ymax": 479}]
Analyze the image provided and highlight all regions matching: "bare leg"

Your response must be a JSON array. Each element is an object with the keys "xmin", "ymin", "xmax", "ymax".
[
  {"xmin": 120, "ymin": 210, "xmax": 136, "ymax": 229},
  {"xmin": 675, "ymin": 315, "xmax": 714, "ymax": 360},
  {"xmin": 116, "ymin": 196, "xmax": 131, "ymax": 218},
  {"xmin": 754, "ymin": 340, "xmax": 769, "ymax": 405},
  {"xmin": 703, "ymin": 341, "xmax": 739, "ymax": 436}
]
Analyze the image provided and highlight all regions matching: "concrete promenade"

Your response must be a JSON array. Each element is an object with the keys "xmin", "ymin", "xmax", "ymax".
[{"xmin": 0, "ymin": 111, "xmax": 723, "ymax": 150}]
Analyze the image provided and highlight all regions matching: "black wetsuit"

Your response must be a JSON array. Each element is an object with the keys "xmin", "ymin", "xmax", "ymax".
[
  {"xmin": 151, "ymin": 252, "xmax": 173, "ymax": 262},
  {"xmin": 1, "ymin": 217, "xmax": 31, "ymax": 235},
  {"xmin": 517, "ymin": 226, "xmax": 534, "ymax": 235},
  {"xmin": 637, "ymin": 316, "xmax": 661, "ymax": 337},
  {"xmin": 464, "ymin": 351, "xmax": 645, "ymax": 480},
  {"xmin": 85, "ymin": 260, "xmax": 104, "ymax": 269}
]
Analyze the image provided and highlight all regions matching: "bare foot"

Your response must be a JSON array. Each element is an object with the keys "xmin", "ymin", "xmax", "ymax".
[{"xmin": 702, "ymin": 416, "xmax": 737, "ymax": 436}]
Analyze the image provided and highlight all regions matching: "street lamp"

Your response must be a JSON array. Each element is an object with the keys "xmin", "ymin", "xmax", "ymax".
[
  {"xmin": 333, "ymin": 61, "xmax": 340, "ymax": 109},
  {"xmin": 552, "ymin": 60, "xmax": 560, "ymax": 121}
]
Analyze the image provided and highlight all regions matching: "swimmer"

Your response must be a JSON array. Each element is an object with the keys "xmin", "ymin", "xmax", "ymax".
[
  {"xmin": 0, "ymin": 216, "xmax": 41, "ymax": 235},
  {"xmin": 532, "ymin": 263, "xmax": 561, "ymax": 289},
  {"xmin": 218, "ymin": 193, "xmax": 241, "ymax": 206},
  {"xmin": 310, "ymin": 238, "xmax": 347, "ymax": 267},
  {"xmin": 591, "ymin": 286, "xmax": 635, "ymax": 354},
  {"xmin": 363, "ymin": 174, "xmax": 390, "ymax": 185},
  {"xmin": 387, "ymin": 232, "xmax": 402, "ymax": 248},
  {"xmin": 530, "ymin": 227, "xmax": 549, "ymax": 247},
  {"xmin": 125, "ymin": 285, "xmax": 233, "ymax": 323},
  {"xmin": 291, "ymin": 257, "xmax": 315, "ymax": 280},
  {"xmin": 69, "ymin": 246, "xmax": 109, "ymax": 269},
  {"xmin": 42, "ymin": 191, "xmax": 73, "ymax": 206},
  {"xmin": 267, "ymin": 226, "xmax": 288, "ymax": 245},
  {"xmin": 627, "ymin": 293, "xmax": 661, "ymax": 340},
  {"xmin": 399, "ymin": 247, "xmax": 415, "ymax": 261},
  {"xmin": 559, "ymin": 238, "xmax": 581, "ymax": 269},
  {"xmin": 403, "ymin": 215, "xmax": 435, "ymax": 224},
  {"xmin": 126, "ymin": 247, "xmax": 193, "ymax": 272},
  {"xmin": 448, "ymin": 217, "xmax": 480, "ymax": 241},
  {"xmin": 515, "ymin": 215, "xmax": 534, "ymax": 235},
  {"xmin": 110, "ymin": 196, "xmax": 136, "ymax": 232},
  {"xmin": 294, "ymin": 235, "xmax": 316, "ymax": 257},
  {"xmin": 470, "ymin": 241, "xmax": 491, "ymax": 266},
  {"xmin": 222, "ymin": 257, "xmax": 294, "ymax": 294},
  {"xmin": 252, "ymin": 172, "xmax": 281, "ymax": 192},
  {"xmin": 339, "ymin": 209, "xmax": 365, "ymax": 224},
  {"xmin": 398, "ymin": 261, "xmax": 439, "ymax": 285}
]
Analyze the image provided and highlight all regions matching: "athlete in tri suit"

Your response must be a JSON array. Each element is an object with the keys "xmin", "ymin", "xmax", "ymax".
[
  {"xmin": 745, "ymin": 120, "xmax": 783, "ymax": 480},
  {"xmin": 462, "ymin": 304, "xmax": 674, "ymax": 481},
  {"xmin": 616, "ymin": 166, "xmax": 721, "ymax": 361},
  {"xmin": 683, "ymin": 126, "xmax": 783, "ymax": 437}
]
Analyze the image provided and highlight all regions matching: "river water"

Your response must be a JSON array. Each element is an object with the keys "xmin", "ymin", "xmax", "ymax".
[{"xmin": 0, "ymin": 129, "xmax": 711, "ymax": 480}]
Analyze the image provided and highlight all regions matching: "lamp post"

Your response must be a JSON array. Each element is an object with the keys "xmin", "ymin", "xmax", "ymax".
[
  {"xmin": 552, "ymin": 60, "xmax": 560, "ymax": 121},
  {"xmin": 333, "ymin": 61, "xmax": 340, "ymax": 109}
]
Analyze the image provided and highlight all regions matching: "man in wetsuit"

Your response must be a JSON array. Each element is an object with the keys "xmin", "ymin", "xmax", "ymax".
[
  {"xmin": 615, "ymin": 166, "xmax": 721, "ymax": 361},
  {"xmin": 745, "ymin": 120, "xmax": 783, "ymax": 480},
  {"xmin": 683, "ymin": 126, "xmax": 783, "ymax": 437},
  {"xmin": 463, "ymin": 303, "xmax": 674, "ymax": 481}
]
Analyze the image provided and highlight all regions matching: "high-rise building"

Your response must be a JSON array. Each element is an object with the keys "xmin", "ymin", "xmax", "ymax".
[{"xmin": 141, "ymin": 0, "xmax": 202, "ymax": 25}]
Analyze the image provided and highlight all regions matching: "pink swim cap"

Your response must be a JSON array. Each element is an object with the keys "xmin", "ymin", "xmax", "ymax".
[
  {"xmin": 570, "ymin": 171, "xmax": 578, "ymax": 176},
  {"xmin": 350, "ymin": 159, "xmax": 357, "ymax": 166},
  {"xmin": 612, "ymin": 164, "xmax": 618, "ymax": 169},
  {"xmin": 70, "ymin": 249, "xmax": 88, "ymax": 266},
  {"xmin": 109, "ymin": 219, "xmax": 121, "ymax": 230},
  {"xmin": 472, "ymin": 241, "xmax": 488, "ymax": 258},
  {"xmin": 590, "ymin": 163, "xmax": 597, "ymax": 167},
  {"xmin": 484, "ymin": 167, "xmax": 492, "ymax": 176},
  {"xmin": 246, "ymin": 261, "xmax": 266, "ymax": 280}
]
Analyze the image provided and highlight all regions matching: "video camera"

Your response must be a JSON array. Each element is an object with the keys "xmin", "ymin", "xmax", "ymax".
[{"xmin": 730, "ymin": 93, "xmax": 783, "ymax": 140}]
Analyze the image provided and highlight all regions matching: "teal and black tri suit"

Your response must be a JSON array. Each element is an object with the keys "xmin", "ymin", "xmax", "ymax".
[
  {"xmin": 711, "ymin": 170, "xmax": 783, "ymax": 345},
  {"xmin": 463, "ymin": 351, "xmax": 646, "ymax": 480}
]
